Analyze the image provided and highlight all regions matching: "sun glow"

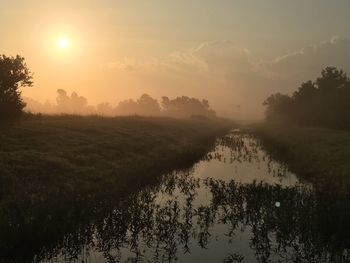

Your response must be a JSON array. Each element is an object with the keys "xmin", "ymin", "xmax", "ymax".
[
  {"xmin": 56, "ymin": 36, "xmax": 69, "ymax": 49},
  {"xmin": 43, "ymin": 24, "xmax": 85, "ymax": 62}
]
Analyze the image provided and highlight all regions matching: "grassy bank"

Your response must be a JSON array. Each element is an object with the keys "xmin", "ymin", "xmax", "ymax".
[
  {"xmin": 252, "ymin": 123, "xmax": 350, "ymax": 187},
  {"xmin": 0, "ymin": 115, "xmax": 232, "ymax": 198},
  {"xmin": 0, "ymin": 115, "xmax": 232, "ymax": 261}
]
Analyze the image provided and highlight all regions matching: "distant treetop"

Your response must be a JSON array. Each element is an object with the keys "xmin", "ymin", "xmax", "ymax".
[{"xmin": 263, "ymin": 67, "xmax": 350, "ymax": 128}]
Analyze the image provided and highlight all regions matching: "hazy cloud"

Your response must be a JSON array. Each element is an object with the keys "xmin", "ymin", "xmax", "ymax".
[
  {"xmin": 194, "ymin": 41, "xmax": 252, "ymax": 73},
  {"xmin": 108, "ymin": 40, "xmax": 253, "ymax": 76},
  {"xmin": 265, "ymin": 36, "xmax": 350, "ymax": 83},
  {"xmin": 106, "ymin": 36, "xmax": 350, "ymax": 119}
]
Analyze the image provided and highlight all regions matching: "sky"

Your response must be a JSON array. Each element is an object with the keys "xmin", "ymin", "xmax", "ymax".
[{"xmin": 1, "ymin": 0, "xmax": 350, "ymax": 119}]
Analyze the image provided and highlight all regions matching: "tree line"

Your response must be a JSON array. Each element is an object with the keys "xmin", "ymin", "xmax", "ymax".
[
  {"xmin": 4, "ymin": 54, "xmax": 348, "ymax": 126},
  {"xmin": 25, "ymin": 91, "xmax": 216, "ymax": 119},
  {"xmin": 263, "ymin": 67, "xmax": 350, "ymax": 128},
  {"xmin": 0, "ymin": 54, "xmax": 216, "ymax": 121}
]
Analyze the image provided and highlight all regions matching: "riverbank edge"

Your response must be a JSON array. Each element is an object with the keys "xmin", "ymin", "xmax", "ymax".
[{"xmin": 249, "ymin": 122, "xmax": 350, "ymax": 188}]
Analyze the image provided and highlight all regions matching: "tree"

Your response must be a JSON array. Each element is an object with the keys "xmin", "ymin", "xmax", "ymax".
[
  {"xmin": 56, "ymin": 89, "xmax": 89, "ymax": 114},
  {"xmin": 137, "ymin": 94, "xmax": 161, "ymax": 116},
  {"xmin": 263, "ymin": 93, "xmax": 293, "ymax": 122},
  {"xmin": 161, "ymin": 96, "xmax": 216, "ymax": 118},
  {"xmin": 316, "ymin": 67, "xmax": 349, "ymax": 91},
  {"xmin": 0, "ymin": 55, "xmax": 33, "ymax": 121},
  {"xmin": 97, "ymin": 102, "xmax": 114, "ymax": 116},
  {"xmin": 263, "ymin": 67, "xmax": 350, "ymax": 128},
  {"xmin": 115, "ymin": 99, "xmax": 138, "ymax": 115},
  {"xmin": 115, "ymin": 94, "xmax": 161, "ymax": 116}
]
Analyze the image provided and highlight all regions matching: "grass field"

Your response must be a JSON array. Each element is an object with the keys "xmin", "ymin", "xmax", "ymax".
[
  {"xmin": 252, "ymin": 123, "xmax": 350, "ymax": 188},
  {"xmin": 0, "ymin": 115, "xmax": 232, "ymax": 199}
]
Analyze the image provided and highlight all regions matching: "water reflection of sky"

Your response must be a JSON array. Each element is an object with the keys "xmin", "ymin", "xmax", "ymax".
[{"xmin": 194, "ymin": 133, "xmax": 299, "ymax": 186}]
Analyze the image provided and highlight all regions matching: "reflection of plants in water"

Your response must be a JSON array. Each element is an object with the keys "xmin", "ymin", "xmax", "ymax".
[
  {"xmin": 206, "ymin": 131, "xmax": 291, "ymax": 179},
  {"xmin": 36, "ymin": 168, "xmax": 350, "ymax": 263},
  {"xmin": 223, "ymin": 253, "xmax": 244, "ymax": 263},
  {"xmin": 206, "ymin": 178, "xmax": 350, "ymax": 263}
]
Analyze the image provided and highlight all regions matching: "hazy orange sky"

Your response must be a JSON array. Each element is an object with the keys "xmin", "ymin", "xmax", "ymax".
[{"xmin": 2, "ymin": 0, "xmax": 350, "ymax": 119}]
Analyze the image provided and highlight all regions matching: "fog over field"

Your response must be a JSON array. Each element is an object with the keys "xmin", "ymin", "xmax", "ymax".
[{"xmin": 24, "ymin": 91, "xmax": 217, "ymax": 119}]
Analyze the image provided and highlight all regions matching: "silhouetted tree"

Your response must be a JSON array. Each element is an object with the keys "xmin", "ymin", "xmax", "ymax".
[
  {"xmin": 263, "ymin": 67, "xmax": 350, "ymax": 128},
  {"xmin": 115, "ymin": 94, "xmax": 161, "ymax": 116},
  {"xmin": 115, "ymin": 99, "xmax": 138, "ymax": 115},
  {"xmin": 97, "ymin": 102, "xmax": 114, "ymax": 116},
  {"xmin": 161, "ymin": 96, "xmax": 216, "ymax": 118},
  {"xmin": 56, "ymin": 89, "xmax": 91, "ymax": 114},
  {"xmin": 0, "ymin": 55, "xmax": 33, "ymax": 121},
  {"xmin": 263, "ymin": 93, "xmax": 293, "ymax": 123},
  {"xmin": 137, "ymin": 94, "xmax": 161, "ymax": 116}
]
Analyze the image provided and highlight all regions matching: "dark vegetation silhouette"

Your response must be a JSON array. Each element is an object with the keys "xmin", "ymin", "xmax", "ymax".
[
  {"xmin": 263, "ymin": 67, "xmax": 350, "ymax": 128},
  {"xmin": 161, "ymin": 96, "xmax": 216, "ymax": 118},
  {"xmin": 25, "ymin": 91, "xmax": 217, "ymax": 119},
  {"xmin": 116, "ymin": 93, "xmax": 161, "ymax": 116},
  {"xmin": 0, "ymin": 55, "xmax": 32, "ymax": 122}
]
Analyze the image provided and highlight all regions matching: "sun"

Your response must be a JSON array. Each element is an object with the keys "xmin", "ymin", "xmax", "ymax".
[{"xmin": 56, "ymin": 36, "xmax": 69, "ymax": 49}]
